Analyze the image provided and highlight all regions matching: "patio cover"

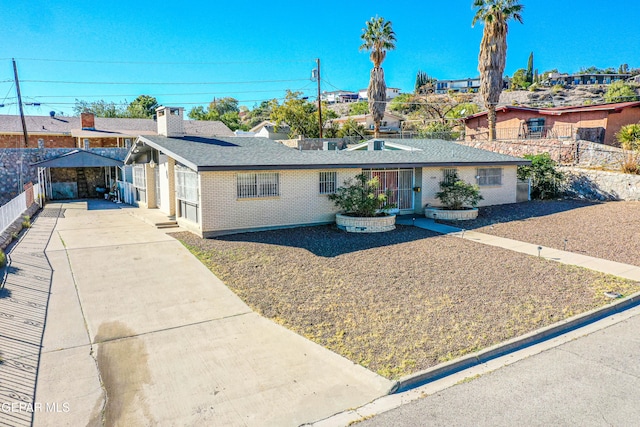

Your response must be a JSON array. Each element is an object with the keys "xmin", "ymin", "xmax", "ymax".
[{"xmin": 32, "ymin": 150, "xmax": 124, "ymax": 168}]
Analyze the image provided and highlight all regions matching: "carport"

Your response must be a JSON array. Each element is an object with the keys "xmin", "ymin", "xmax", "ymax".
[{"xmin": 33, "ymin": 150, "xmax": 124, "ymax": 201}]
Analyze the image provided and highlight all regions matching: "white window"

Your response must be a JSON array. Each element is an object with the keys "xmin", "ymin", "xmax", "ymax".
[
  {"xmin": 133, "ymin": 165, "xmax": 146, "ymax": 188},
  {"xmin": 319, "ymin": 171, "xmax": 337, "ymax": 194},
  {"xmin": 237, "ymin": 172, "xmax": 279, "ymax": 199},
  {"xmin": 442, "ymin": 168, "xmax": 458, "ymax": 184},
  {"xmin": 477, "ymin": 168, "xmax": 503, "ymax": 186},
  {"xmin": 175, "ymin": 165, "xmax": 199, "ymax": 223}
]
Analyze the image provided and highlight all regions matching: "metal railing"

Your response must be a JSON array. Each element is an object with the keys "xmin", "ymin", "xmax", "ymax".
[
  {"xmin": 0, "ymin": 190, "xmax": 28, "ymax": 234},
  {"xmin": 469, "ymin": 125, "xmax": 575, "ymax": 141}
]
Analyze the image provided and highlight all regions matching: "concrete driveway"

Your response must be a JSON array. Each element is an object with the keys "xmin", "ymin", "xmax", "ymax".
[{"xmin": 34, "ymin": 201, "xmax": 391, "ymax": 426}]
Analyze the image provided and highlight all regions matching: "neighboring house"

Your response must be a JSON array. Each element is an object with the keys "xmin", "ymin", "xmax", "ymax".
[
  {"xmin": 0, "ymin": 111, "xmax": 233, "ymax": 148},
  {"xmin": 358, "ymin": 87, "xmax": 401, "ymax": 101},
  {"xmin": 249, "ymin": 121, "xmax": 291, "ymax": 140},
  {"xmin": 462, "ymin": 101, "xmax": 640, "ymax": 146},
  {"xmin": 332, "ymin": 112, "xmax": 404, "ymax": 133},
  {"xmin": 123, "ymin": 106, "xmax": 529, "ymax": 237},
  {"xmin": 434, "ymin": 77, "xmax": 481, "ymax": 94},
  {"xmin": 542, "ymin": 72, "xmax": 631, "ymax": 87},
  {"xmin": 320, "ymin": 91, "xmax": 359, "ymax": 104}
]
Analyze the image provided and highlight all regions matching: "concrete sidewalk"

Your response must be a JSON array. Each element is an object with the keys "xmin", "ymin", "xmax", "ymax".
[
  {"xmin": 0, "ymin": 208, "xmax": 59, "ymax": 427},
  {"xmin": 397, "ymin": 217, "xmax": 640, "ymax": 281},
  {"xmin": 32, "ymin": 201, "xmax": 392, "ymax": 426}
]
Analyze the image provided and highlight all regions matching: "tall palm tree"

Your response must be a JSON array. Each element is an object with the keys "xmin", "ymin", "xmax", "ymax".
[
  {"xmin": 360, "ymin": 16, "xmax": 396, "ymax": 138},
  {"xmin": 472, "ymin": 0, "xmax": 523, "ymax": 141}
]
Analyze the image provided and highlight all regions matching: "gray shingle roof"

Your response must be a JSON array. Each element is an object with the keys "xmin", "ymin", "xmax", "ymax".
[
  {"xmin": 132, "ymin": 136, "xmax": 530, "ymax": 171},
  {"xmin": 0, "ymin": 115, "xmax": 234, "ymax": 137}
]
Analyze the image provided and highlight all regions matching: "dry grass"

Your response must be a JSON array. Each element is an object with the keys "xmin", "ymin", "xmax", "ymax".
[{"xmin": 172, "ymin": 223, "xmax": 638, "ymax": 380}]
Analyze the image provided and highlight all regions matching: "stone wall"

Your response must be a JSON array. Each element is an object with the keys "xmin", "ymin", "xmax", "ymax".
[
  {"xmin": 562, "ymin": 167, "xmax": 640, "ymax": 201},
  {"xmin": 0, "ymin": 148, "xmax": 127, "ymax": 205},
  {"xmin": 456, "ymin": 138, "xmax": 630, "ymax": 169}
]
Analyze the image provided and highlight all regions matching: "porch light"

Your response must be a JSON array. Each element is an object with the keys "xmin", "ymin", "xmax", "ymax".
[{"xmin": 149, "ymin": 159, "xmax": 156, "ymax": 169}]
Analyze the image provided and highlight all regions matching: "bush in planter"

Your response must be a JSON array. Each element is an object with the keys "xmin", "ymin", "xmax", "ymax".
[
  {"xmin": 435, "ymin": 174, "xmax": 483, "ymax": 210},
  {"xmin": 0, "ymin": 250, "xmax": 6, "ymax": 268},
  {"xmin": 328, "ymin": 173, "xmax": 395, "ymax": 217}
]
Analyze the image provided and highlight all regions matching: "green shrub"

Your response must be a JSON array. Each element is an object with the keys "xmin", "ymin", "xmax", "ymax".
[
  {"xmin": 0, "ymin": 250, "xmax": 6, "ymax": 268},
  {"xmin": 21, "ymin": 215, "xmax": 31, "ymax": 229},
  {"xmin": 517, "ymin": 153, "xmax": 566, "ymax": 199},
  {"xmin": 552, "ymin": 84, "xmax": 564, "ymax": 94},
  {"xmin": 616, "ymin": 123, "xmax": 640, "ymax": 151},
  {"xmin": 435, "ymin": 173, "xmax": 483, "ymax": 210},
  {"xmin": 328, "ymin": 173, "xmax": 395, "ymax": 217}
]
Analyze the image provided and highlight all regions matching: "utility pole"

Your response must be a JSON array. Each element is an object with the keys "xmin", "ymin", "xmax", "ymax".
[
  {"xmin": 13, "ymin": 58, "xmax": 29, "ymax": 148},
  {"xmin": 316, "ymin": 58, "xmax": 323, "ymax": 138}
]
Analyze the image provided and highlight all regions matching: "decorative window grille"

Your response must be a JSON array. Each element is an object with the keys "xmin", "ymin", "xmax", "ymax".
[
  {"xmin": 442, "ymin": 168, "xmax": 458, "ymax": 184},
  {"xmin": 477, "ymin": 168, "xmax": 503, "ymax": 186},
  {"xmin": 237, "ymin": 172, "xmax": 279, "ymax": 199},
  {"xmin": 319, "ymin": 171, "xmax": 337, "ymax": 194}
]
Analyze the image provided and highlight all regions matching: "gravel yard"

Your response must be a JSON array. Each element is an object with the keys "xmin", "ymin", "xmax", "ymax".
[
  {"xmin": 173, "ymin": 224, "xmax": 638, "ymax": 379},
  {"xmin": 445, "ymin": 200, "xmax": 640, "ymax": 267}
]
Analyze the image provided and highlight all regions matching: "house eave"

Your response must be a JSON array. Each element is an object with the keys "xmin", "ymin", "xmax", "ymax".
[{"xmin": 195, "ymin": 160, "xmax": 530, "ymax": 172}]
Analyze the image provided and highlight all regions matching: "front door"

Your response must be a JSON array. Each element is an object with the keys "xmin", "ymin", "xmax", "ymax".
[{"xmin": 364, "ymin": 168, "xmax": 414, "ymax": 211}]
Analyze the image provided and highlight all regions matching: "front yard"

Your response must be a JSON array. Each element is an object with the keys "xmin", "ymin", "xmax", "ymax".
[
  {"xmin": 448, "ymin": 200, "xmax": 640, "ymax": 267},
  {"xmin": 173, "ymin": 220, "xmax": 639, "ymax": 380}
]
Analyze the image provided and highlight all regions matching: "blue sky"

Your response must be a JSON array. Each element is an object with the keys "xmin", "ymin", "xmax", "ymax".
[{"xmin": 1, "ymin": 0, "xmax": 639, "ymax": 116}]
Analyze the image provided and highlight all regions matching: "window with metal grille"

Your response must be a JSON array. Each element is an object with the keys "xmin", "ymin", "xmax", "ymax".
[
  {"xmin": 442, "ymin": 168, "xmax": 458, "ymax": 184},
  {"xmin": 477, "ymin": 168, "xmax": 503, "ymax": 186},
  {"xmin": 237, "ymin": 172, "xmax": 279, "ymax": 199},
  {"xmin": 319, "ymin": 171, "xmax": 337, "ymax": 194}
]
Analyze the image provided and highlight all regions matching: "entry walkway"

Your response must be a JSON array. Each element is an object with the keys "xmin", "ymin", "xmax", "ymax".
[
  {"xmin": 31, "ymin": 201, "xmax": 391, "ymax": 426},
  {"xmin": 397, "ymin": 217, "xmax": 640, "ymax": 281}
]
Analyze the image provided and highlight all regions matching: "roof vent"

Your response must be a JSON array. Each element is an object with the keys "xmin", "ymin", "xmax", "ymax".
[{"xmin": 373, "ymin": 140, "xmax": 385, "ymax": 151}]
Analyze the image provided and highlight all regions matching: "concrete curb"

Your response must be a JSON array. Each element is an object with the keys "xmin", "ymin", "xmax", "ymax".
[{"xmin": 390, "ymin": 289, "xmax": 640, "ymax": 394}]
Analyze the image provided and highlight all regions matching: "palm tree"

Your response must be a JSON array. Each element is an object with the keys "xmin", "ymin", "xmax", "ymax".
[
  {"xmin": 472, "ymin": 0, "xmax": 523, "ymax": 141},
  {"xmin": 360, "ymin": 16, "xmax": 396, "ymax": 138}
]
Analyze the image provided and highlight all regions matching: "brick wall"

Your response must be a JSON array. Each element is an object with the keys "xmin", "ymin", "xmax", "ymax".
[
  {"xmin": 0, "ymin": 134, "xmax": 75, "ymax": 148},
  {"xmin": 197, "ymin": 168, "xmax": 359, "ymax": 236},
  {"xmin": 420, "ymin": 166, "xmax": 517, "ymax": 211}
]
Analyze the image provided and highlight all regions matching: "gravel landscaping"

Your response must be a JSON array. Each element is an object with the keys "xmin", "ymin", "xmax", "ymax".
[
  {"xmin": 443, "ymin": 200, "xmax": 640, "ymax": 267},
  {"xmin": 172, "ymin": 224, "xmax": 639, "ymax": 380}
]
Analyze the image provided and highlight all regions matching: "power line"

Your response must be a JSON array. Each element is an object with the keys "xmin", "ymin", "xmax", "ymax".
[
  {"xmin": 3, "ymin": 57, "xmax": 315, "ymax": 66},
  {"xmin": 25, "ymin": 88, "xmax": 312, "ymax": 99},
  {"xmin": 21, "ymin": 78, "xmax": 311, "ymax": 85}
]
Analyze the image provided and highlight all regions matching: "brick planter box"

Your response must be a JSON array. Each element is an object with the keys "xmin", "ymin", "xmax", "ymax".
[
  {"xmin": 335, "ymin": 213, "xmax": 396, "ymax": 233},
  {"xmin": 424, "ymin": 207, "xmax": 478, "ymax": 221}
]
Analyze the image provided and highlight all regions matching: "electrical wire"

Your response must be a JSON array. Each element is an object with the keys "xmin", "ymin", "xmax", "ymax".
[
  {"xmin": 21, "ymin": 78, "xmax": 311, "ymax": 85},
  {"xmin": 3, "ymin": 57, "xmax": 315, "ymax": 65}
]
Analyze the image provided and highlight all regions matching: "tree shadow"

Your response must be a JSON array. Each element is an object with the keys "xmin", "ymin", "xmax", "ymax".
[
  {"xmin": 0, "ymin": 287, "xmax": 11, "ymax": 299},
  {"xmin": 439, "ymin": 199, "xmax": 602, "ymax": 230},
  {"xmin": 207, "ymin": 224, "xmax": 439, "ymax": 257}
]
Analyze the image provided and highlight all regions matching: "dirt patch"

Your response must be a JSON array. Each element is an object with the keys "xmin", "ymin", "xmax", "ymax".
[
  {"xmin": 444, "ymin": 200, "xmax": 640, "ymax": 266},
  {"xmin": 172, "ymin": 225, "xmax": 639, "ymax": 379},
  {"xmin": 95, "ymin": 321, "xmax": 155, "ymax": 427}
]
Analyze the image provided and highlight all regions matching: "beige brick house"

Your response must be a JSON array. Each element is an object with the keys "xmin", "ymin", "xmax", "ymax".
[{"xmin": 124, "ymin": 107, "xmax": 529, "ymax": 237}]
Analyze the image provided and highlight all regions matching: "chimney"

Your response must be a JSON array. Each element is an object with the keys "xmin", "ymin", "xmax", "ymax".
[
  {"xmin": 81, "ymin": 112, "xmax": 95, "ymax": 130},
  {"xmin": 156, "ymin": 106, "xmax": 184, "ymax": 137}
]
